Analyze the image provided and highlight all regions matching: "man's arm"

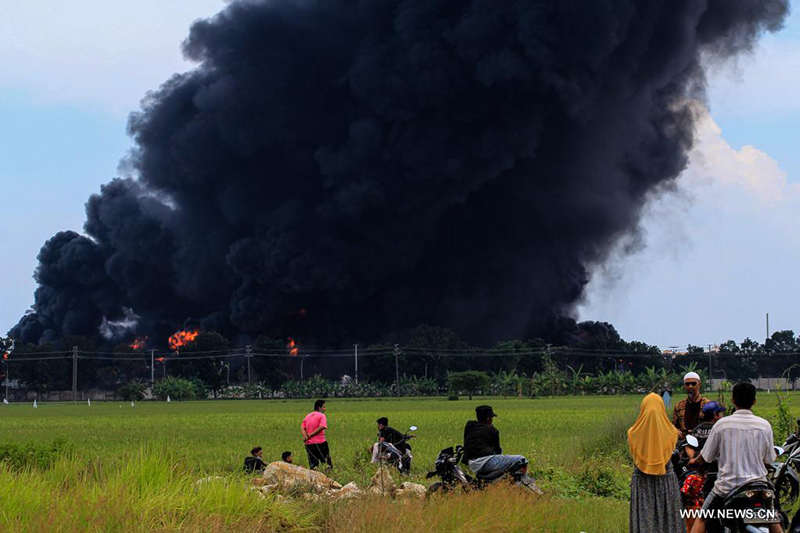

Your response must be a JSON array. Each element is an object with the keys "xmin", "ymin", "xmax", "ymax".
[
  {"xmin": 304, "ymin": 415, "xmax": 327, "ymax": 441},
  {"xmin": 672, "ymin": 402, "xmax": 684, "ymax": 437},
  {"xmin": 492, "ymin": 427, "xmax": 502, "ymax": 455},
  {"xmin": 305, "ymin": 426, "xmax": 325, "ymax": 440},
  {"xmin": 764, "ymin": 426, "xmax": 777, "ymax": 464},
  {"xmin": 688, "ymin": 454, "xmax": 706, "ymax": 467}
]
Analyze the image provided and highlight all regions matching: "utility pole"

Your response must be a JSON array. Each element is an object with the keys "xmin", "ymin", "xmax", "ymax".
[
  {"xmin": 394, "ymin": 344, "xmax": 400, "ymax": 397},
  {"xmin": 353, "ymin": 344, "xmax": 359, "ymax": 384},
  {"xmin": 707, "ymin": 344, "xmax": 713, "ymax": 391},
  {"xmin": 766, "ymin": 313, "xmax": 770, "ymax": 340},
  {"xmin": 72, "ymin": 346, "xmax": 78, "ymax": 403},
  {"xmin": 246, "ymin": 345, "xmax": 252, "ymax": 384},
  {"xmin": 150, "ymin": 349, "xmax": 155, "ymax": 387},
  {"xmin": 301, "ymin": 355, "xmax": 306, "ymax": 382},
  {"xmin": 3, "ymin": 358, "xmax": 8, "ymax": 402}
]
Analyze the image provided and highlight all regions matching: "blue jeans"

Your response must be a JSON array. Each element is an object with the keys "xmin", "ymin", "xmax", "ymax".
[{"xmin": 468, "ymin": 454, "xmax": 527, "ymax": 480}]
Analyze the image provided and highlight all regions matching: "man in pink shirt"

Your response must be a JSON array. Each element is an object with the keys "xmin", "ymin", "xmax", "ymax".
[{"xmin": 301, "ymin": 399, "xmax": 332, "ymax": 469}]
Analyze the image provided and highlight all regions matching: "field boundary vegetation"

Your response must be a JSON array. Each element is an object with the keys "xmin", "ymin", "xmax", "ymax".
[{"xmin": 5, "ymin": 325, "xmax": 800, "ymax": 402}]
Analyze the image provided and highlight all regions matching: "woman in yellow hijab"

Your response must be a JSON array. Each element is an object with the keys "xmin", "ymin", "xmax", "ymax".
[{"xmin": 628, "ymin": 393, "xmax": 683, "ymax": 533}]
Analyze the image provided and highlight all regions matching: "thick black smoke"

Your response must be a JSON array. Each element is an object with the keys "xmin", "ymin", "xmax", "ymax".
[{"xmin": 12, "ymin": 0, "xmax": 789, "ymax": 347}]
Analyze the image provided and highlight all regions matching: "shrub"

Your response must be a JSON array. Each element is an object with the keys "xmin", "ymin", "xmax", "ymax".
[
  {"xmin": 152, "ymin": 376, "xmax": 202, "ymax": 401},
  {"xmin": 118, "ymin": 380, "xmax": 147, "ymax": 402},
  {"xmin": 576, "ymin": 464, "xmax": 628, "ymax": 499},
  {"xmin": 0, "ymin": 438, "xmax": 73, "ymax": 471}
]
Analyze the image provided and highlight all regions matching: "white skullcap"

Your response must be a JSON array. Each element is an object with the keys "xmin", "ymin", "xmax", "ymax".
[{"xmin": 683, "ymin": 371, "xmax": 701, "ymax": 382}]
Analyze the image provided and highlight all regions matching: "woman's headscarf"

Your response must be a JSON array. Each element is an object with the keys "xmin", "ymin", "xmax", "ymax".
[{"xmin": 627, "ymin": 393, "xmax": 679, "ymax": 475}]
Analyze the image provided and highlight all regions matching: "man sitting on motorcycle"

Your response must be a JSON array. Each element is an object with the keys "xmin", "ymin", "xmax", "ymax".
[
  {"xmin": 463, "ymin": 405, "xmax": 537, "ymax": 487},
  {"xmin": 370, "ymin": 417, "xmax": 410, "ymax": 461},
  {"xmin": 376, "ymin": 417, "xmax": 409, "ymax": 454},
  {"xmin": 688, "ymin": 383, "xmax": 780, "ymax": 533}
]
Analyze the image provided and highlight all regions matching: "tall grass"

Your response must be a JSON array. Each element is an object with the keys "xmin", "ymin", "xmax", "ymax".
[
  {"xmin": 316, "ymin": 484, "xmax": 628, "ymax": 532},
  {"xmin": 9, "ymin": 395, "xmax": 763, "ymax": 530},
  {"xmin": 0, "ymin": 444, "xmax": 314, "ymax": 532}
]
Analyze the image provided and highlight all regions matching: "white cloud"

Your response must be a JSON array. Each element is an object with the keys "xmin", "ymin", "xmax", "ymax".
[
  {"xmin": 0, "ymin": 1, "xmax": 225, "ymax": 116},
  {"xmin": 688, "ymin": 109, "xmax": 798, "ymax": 204},
  {"xmin": 578, "ymin": 107, "xmax": 800, "ymax": 346}
]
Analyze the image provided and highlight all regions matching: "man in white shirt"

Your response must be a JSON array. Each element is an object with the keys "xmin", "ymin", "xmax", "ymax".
[{"xmin": 688, "ymin": 382, "xmax": 781, "ymax": 533}]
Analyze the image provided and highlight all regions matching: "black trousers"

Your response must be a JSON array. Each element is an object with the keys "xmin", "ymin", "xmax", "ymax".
[{"xmin": 305, "ymin": 441, "xmax": 333, "ymax": 469}]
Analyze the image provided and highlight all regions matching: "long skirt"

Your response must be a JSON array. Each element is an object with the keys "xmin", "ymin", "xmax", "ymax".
[{"xmin": 630, "ymin": 462, "xmax": 684, "ymax": 533}]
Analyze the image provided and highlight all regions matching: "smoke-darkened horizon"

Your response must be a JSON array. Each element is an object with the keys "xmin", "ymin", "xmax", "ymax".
[{"xmin": 11, "ymin": 0, "xmax": 789, "ymax": 348}]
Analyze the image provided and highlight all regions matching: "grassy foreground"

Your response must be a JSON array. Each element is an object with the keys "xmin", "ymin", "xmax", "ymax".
[{"xmin": 1, "ymin": 393, "xmax": 796, "ymax": 531}]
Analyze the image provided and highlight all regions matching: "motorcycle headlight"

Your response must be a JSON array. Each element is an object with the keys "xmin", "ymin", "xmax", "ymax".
[
  {"xmin": 764, "ymin": 490, "xmax": 774, "ymax": 498},
  {"xmin": 745, "ymin": 491, "xmax": 756, "ymax": 498}
]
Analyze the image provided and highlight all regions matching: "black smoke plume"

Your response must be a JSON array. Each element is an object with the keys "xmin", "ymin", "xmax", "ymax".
[{"xmin": 12, "ymin": 0, "xmax": 789, "ymax": 347}]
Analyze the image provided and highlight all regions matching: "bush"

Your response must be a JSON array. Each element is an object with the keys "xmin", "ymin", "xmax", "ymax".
[
  {"xmin": 0, "ymin": 438, "xmax": 73, "ymax": 470},
  {"xmin": 576, "ymin": 463, "xmax": 628, "ymax": 499},
  {"xmin": 152, "ymin": 376, "xmax": 203, "ymax": 401},
  {"xmin": 118, "ymin": 380, "xmax": 147, "ymax": 401},
  {"xmin": 447, "ymin": 371, "xmax": 490, "ymax": 400}
]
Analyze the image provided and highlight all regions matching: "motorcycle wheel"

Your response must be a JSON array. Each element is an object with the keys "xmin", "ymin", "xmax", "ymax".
[{"xmin": 777, "ymin": 474, "xmax": 799, "ymax": 506}]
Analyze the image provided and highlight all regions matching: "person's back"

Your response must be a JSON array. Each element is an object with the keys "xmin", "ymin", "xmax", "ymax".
[
  {"xmin": 463, "ymin": 419, "xmax": 500, "ymax": 461},
  {"xmin": 701, "ymin": 407, "xmax": 774, "ymax": 495},
  {"xmin": 380, "ymin": 425, "xmax": 408, "ymax": 453},
  {"xmin": 461, "ymin": 405, "xmax": 541, "ymax": 493}
]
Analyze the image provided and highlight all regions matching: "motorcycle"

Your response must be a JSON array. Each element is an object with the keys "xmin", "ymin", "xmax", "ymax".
[
  {"xmin": 770, "ymin": 418, "xmax": 800, "ymax": 506},
  {"xmin": 372, "ymin": 425, "xmax": 416, "ymax": 473},
  {"xmin": 425, "ymin": 445, "xmax": 542, "ymax": 495},
  {"xmin": 703, "ymin": 479, "xmax": 785, "ymax": 533},
  {"xmin": 673, "ymin": 434, "xmax": 702, "ymax": 484}
]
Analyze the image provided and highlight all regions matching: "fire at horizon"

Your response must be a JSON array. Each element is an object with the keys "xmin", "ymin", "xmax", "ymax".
[
  {"xmin": 288, "ymin": 338, "xmax": 299, "ymax": 356},
  {"xmin": 168, "ymin": 329, "xmax": 200, "ymax": 352},
  {"xmin": 129, "ymin": 336, "xmax": 148, "ymax": 351}
]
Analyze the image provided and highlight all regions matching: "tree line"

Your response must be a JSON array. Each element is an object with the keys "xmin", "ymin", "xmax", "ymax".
[{"xmin": 3, "ymin": 324, "xmax": 800, "ymax": 397}]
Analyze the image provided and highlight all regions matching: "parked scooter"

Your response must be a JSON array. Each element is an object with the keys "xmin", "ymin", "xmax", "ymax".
[
  {"xmin": 372, "ymin": 425, "xmax": 416, "ymax": 473},
  {"xmin": 425, "ymin": 445, "xmax": 542, "ymax": 494},
  {"xmin": 770, "ymin": 419, "xmax": 800, "ymax": 506}
]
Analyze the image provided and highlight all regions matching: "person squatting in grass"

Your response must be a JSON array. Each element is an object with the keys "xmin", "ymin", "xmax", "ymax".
[
  {"xmin": 282, "ymin": 451, "xmax": 293, "ymax": 464},
  {"xmin": 301, "ymin": 399, "xmax": 332, "ymax": 469},
  {"xmin": 628, "ymin": 393, "xmax": 683, "ymax": 533},
  {"xmin": 680, "ymin": 401, "xmax": 726, "ymax": 532},
  {"xmin": 688, "ymin": 383, "xmax": 781, "ymax": 533},
  {"xmin": 243, "ymin": 446, "xmax": 266, "ymax": 473}
]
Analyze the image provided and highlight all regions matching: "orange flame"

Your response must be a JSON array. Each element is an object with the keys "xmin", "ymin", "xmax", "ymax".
[
  {"xmin": 168, "ymin": 329, "xmax": 199, "ymax": 351},
  {"xmin": 2, "ymin": 352, "xmax": 8, "ymax": 360},
  {"xmin": 287, "ymin": 338, "xmax": 299, "ymax": 356},
  {"xmin": 129, "ymin": 336, "xmax": 148, "ymax": 350},
  {"xmin": 155, "ymin": 357, "xmax": 165, "ymax": 362}
]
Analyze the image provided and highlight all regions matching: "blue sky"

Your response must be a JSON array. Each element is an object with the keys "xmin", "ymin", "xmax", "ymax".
[{"xmin": 1, "ymin": 1, "xmax": 798, "ymax": 348}]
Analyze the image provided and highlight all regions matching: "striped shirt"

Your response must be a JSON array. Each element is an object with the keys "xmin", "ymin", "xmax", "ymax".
[{"xmin": 700, "ymin": 409, "xmax": 776, "ymax": 496}]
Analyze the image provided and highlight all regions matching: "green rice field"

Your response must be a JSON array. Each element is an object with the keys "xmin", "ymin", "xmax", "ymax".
[{"xmin": 1, "ymin": 393, "xmax": 797, "ymax": 532}]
